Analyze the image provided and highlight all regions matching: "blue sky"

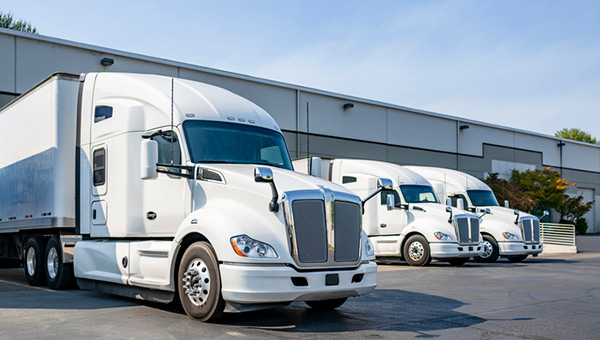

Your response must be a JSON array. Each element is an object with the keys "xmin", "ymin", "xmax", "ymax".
[{"xmin": 2, "ymin": 0, "xmax": 599, "ymax": 139}]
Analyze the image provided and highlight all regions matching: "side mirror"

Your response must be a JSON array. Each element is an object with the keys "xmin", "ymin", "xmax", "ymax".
[
  {"xmin": 140, "ymin": 140, "xmax": 158, "ymax": 180},
  {"xmin": 504, "ymin": 200, "xmax": 510, "ymax": 208},
  {"xmin": 377, "ymin": 178, "xmax": 393, "ymax": 191},
  {"xmin": 456, "ymin": 198, "xmax": 465, "ymax": 211},
  {"xmin": 310, "ymin": 157, "xmax": 322, "ymax": 178},
  {"xmin": 254, "ymin": 167, "xmax": 273, "ymax": 182},
  {"xmin": 254, "ymin": 167, "xmax": 278, "ymax": 212},
  {"xmin": 361, "ymin": 177, "xmax": 393, "ymax": 212},
  {"xmin": 386, "ymin": 194, "xmax": 395, "ymax": 211},
  {"xmin": 543, "ymin": 210, "xmax": 549, "ymax": 217},
  {"xmin": 446, "ymin": 197, "xmax": 453, "ymax": 207}
]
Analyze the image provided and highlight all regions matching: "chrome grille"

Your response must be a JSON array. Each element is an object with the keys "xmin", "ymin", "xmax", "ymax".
[
  {"xmin": 521, "ymin": 218, "xmax": 540, "ymax": 243},
  {"xmin": 282, "ymin": 189, "xmax": 363, "ymax": 268},
  {"xmin": 333, "ymin": 201, "xmax": 361, "ymax": 262},
  {"xmin": 454, "ymin": 215, "xmax": 480, "ymax": 244},
  {"xmin": 291, "ymin": 200, "xmax": 328, "ymax": 263}
]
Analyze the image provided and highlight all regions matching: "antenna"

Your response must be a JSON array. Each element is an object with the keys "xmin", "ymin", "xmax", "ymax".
[
  {"xmin": 170, "ymin": 78, "xmax": 174, "ymax": 165},
  {"xmin": 306, "ymin": 101, "xmax": 310, "ymax": 167}
]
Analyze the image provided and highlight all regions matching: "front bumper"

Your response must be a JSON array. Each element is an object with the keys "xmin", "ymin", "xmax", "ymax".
[
  {"xmin": 498, "ymin": 241, "xmax": 543, "ymax": 256},
  {"xmin": 430, "ymin": 242, "xmax": 485, "ymax": 259},
  {"xmin": 219, "ymin": 261, "xmax": 377, "ymax": 304}
]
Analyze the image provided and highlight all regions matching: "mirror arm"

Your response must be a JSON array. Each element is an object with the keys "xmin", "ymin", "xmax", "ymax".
[
  {"xmin": 268, "ymin": 182, "xmax": 279, "ymax": 212},
  {"xmin": 362, "ymin": 187, "xmax": 384, "ymax": 211}
]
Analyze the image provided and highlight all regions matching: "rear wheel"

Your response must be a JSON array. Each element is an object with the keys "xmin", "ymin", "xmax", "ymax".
[
  {"xmin": 24, "ymin": 237, "xmax": 46, "ymax": 286},
  {"xmin": 507, "ymin": 255, "xmax": 528, "ymax": 263},
  {"xmin": 474, "ymin": 235, "xmax": 499, "ymax": 263},
  {"xmin": 403, "ymin": 235, "xmax": 431, "ymax": 266},
  {"xmin": 306, "ymin": 298, "xmax": 347, "ymax": 310},
  {"xmin": 45, "ymin": 236, "xmax": 75, "ymax": 290},
  {"xmin": 178, "ymin": 242, "xmax": 225, "ymax": 322}
]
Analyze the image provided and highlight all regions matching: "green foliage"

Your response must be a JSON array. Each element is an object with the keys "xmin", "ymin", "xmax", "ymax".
[
  {"xmin": 483, "ymin": 173, "xmax": 535, "ymax": 212},
  {"xmin": 0, "ymin": 11, "xmax": 38, "ymax": 34},
  {"xmin": 574, "ymin": 218, "xmax": 589, "ymax": 235},
  {"xmin": 555, "ymin": 128, "xmax": 598, "ymax": 145},
  {"xmin": 510, "ymin": 167, "xmax": 569, "ymax": 217}
]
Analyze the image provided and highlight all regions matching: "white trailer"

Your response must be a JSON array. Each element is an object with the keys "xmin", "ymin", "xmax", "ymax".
[
  {"xmin": 293, "ymin": 158, "xmax": 484, "ymax": 266},
  {"xmin": 406, "ymin": 166, "xmax": 544, "ymax": 262},
  {"xmin": 0, "ymin": 73, "xmax": 384, "ymax": 321}
]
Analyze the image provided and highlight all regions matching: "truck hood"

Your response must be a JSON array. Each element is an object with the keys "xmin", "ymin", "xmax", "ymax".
[{"xmin": 479, "ymin": 206, "xmax": 538, "ymax": 235}]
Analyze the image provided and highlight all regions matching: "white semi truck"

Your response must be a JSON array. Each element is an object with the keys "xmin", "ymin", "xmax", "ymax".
[
  {"xmin": 406, "ymin": 166, "xmax": 544, "ymax": 262},
  {"xmin": 0, "ymin": 73, "xmax": 385, "ymax": 321},
  {"xmin": 293, "ymin": 158, "xmax": 484, "ymax": 266}
]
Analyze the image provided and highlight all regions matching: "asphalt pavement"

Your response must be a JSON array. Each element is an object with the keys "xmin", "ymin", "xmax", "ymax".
[{"xmin": 1, "ymin": 238, "xmax": 599, "ymax": 339}]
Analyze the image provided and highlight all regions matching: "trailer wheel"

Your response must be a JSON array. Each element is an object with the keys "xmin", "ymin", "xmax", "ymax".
[
  {"xmin": 306, "ymin": 298, "xmax": 347, "ymax": 310},
  {"xmin": 507, "ymin": 255, "xmax": 528, "ymax": 263},
  {"xmin": 403, "ymin": 234, "xmax": 431, "ymax": 266},
  {"xmin": 45, "ymin": 237, "xmax": 74, "ymax": 290},
  {"xmin": 24, "ymin": 237, "xmax": 47, "ymax": 286},
  {"xmin": 178, "ymin": 242, "xmax": 225, "ymax": 322},
  {"xmin": 474, "ymin": 235, "xmax": 499, "ymax": 263}
]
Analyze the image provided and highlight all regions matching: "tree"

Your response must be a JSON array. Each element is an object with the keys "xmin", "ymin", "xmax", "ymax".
[
  {"xmin": 0, "ymin": 11, "xmax": 37, "ymax": 34},
  {"xmin": 484, "ymin": 173, "xmax": 535, "ymax": 212},
  {"xmin": 555, "ymin": 128, "xmax": 598, "ymax": 145}
]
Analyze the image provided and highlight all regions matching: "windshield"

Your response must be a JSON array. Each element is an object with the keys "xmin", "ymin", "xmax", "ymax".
[
  {"xmin": 400, "ymin": 185, "xmax": 439, "ymax": 204},
  {"xmin": 467, "ymin": 190, "xmax": 499, "ymax": 206},
  {"xmin": 182, "ymin": 120, "xmax": 293, "ymax": 170}
]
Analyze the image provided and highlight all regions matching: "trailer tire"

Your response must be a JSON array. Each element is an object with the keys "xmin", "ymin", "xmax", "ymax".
[
  {"xmin": 24, "ymin": 237, "xmax": 47, "ymax": 286},
  {"xmin": 474, "ymin": 235, "xmax": 499, "ymax": 263},
  {"xmin": 178, "ymin": 242, "xmax": 225, "ymax": 322},
  {"xmin": 45, "ymin": 237, "xmax": 74, "ymax": 290},
  {"xmin": 507, "ymin": 255, "xmax": 528, "ymax": 263},
  {"xmin": 306, "ymin": 298, "xmax": 347, "ymax": 310},
  {"xmin": 403, "ymin": 234, "xmax": 431, "ymax": 266}
]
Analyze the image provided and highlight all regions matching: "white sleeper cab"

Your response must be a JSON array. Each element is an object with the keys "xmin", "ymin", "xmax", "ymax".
[
  {"xmin": 406, "ymin": 166, "xmax": 544, "ymax": 262},
  {"xmin": 0, "ymin": 73, "xmax": 382, "ymax": 321},
  {"xmin": 294, "ymin": 158, "xmax": 485, "ymax": 266}
]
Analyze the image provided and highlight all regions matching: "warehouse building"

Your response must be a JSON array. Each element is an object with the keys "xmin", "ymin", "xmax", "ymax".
[{"xmin": 1, "ymin": 27, "xmax": 599, "ymax": 233}]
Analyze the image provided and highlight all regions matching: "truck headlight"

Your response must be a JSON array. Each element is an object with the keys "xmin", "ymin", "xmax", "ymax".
[
  {"xmin": 434, "ymin": 232, "xmax": 453, "ymax": 241},
  {"xmin": 502, "ymin": 232, "xmax": 520, "ymax": 241},
  {"xmin": 230, "ymin": 235, "xmax": 278, "ymax": 258},
  {"xmin": 365, "ymin": 237, "xmax": 375, "ymax": 257}
]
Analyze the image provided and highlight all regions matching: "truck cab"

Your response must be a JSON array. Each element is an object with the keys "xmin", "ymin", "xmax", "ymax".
[
  {"xmin": 294, "ymin": 158, "xmax": 484, "ymax": 266},
  {"xmin": 406, "ymin": 166, "xmax": 544, "ymax": 262},
  {"xmin": 0, "ymin": 72, "xmax": 379, "ymax": 322}
]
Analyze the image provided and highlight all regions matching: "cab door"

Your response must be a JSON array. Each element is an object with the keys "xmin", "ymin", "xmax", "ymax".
[{"xmin": 142, "ymin": 130, "xmax": 188, "ymax": 236}]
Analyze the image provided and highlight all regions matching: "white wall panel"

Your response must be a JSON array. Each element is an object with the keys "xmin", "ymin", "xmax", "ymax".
[
  {"xmin": 387, "ymin": 109, "xmax": 456, "ymax": 152},
  {"xmin": 459, "ymin": 124, "xmax": 515, "ymax": 156}
]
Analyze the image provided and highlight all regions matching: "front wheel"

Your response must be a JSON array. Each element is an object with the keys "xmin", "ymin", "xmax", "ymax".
[
  {"xmin": 178, "ymin": 242, "xmax": 225, "ymax": 322},
  {"xmin": 306, "ymin": 298, "xmax": 347, "ymax": 310},
  {"xmin": 474, "ymin": 235, "xmax": 499, "ymax": 263},
  {"xmin": 45, "ymin": 236, "xmax": 75, "ymax": 290},
  {"xmin": 403, "ymin": 235, "xmax": 431, "ymax": 266},
  {"xmin": 507, "ymin": 255, "xmax": 528, "ymax": 263}
]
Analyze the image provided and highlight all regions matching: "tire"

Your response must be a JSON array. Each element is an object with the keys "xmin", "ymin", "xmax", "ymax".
[
  {"xmin": 474, "ymin": 235, "xmax": 499, "ymax": 263},
  {"xmin": 178, "ymin": 242, "xmax": 225, "ymax": 322},
  {"xmin": 306, "ymin": 297, "xmax": 347, "ymax": 310},
  {"xmin": 402, "ymin": 235, "xmax": 431, "ymax": 266},
  {"xmin": 447, "ymin": 258, "xmax": 469, "ymax": 266},
  {"xmin": 507, "ymin": 255, "xmax": 528, "ymax": 263},
  {"xmin": 24, "ymin": 237, "xmax": 46, "ymax": 286},
  {"xmin": 45, "ymin": 236, "xmax": 75, "ymax": 290}
]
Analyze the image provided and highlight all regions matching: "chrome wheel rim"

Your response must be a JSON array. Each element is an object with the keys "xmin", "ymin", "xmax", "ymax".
[
  {"xmin": 408, "ymin": 241, "xmax": 425, "ymax": 261},
  {"xmin": 481, "ymin": 240, "xmax": 493, "ymax": 259},
  {"xmin": 183, "ymin": 258, "xmax": 211, "ymax": 307},
  {"xmin": 46, "ymin": 247, "xmax": 59, "ymax": 279},
  {"xmin": 26, "ymin": 247, "xmax": 36, "ymax": 276}
]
